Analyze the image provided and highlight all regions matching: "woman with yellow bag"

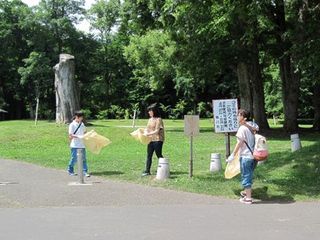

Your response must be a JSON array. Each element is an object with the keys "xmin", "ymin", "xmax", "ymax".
[
  {"xmin": 226, "ymin": 109, "xmax": 259, "ymax": 204},
  {"xmin": 141, "ymin": 104, "xmax": 165, "ymax": 177}
]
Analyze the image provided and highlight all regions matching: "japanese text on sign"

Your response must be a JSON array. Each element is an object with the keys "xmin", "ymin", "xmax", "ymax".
[{"xmin": 213, "ymin": 99, "xmax": 238, "ymax": 133}]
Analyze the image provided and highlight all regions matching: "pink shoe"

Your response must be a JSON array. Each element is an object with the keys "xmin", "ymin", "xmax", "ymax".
[{"xmin": 239, "ymin": 197, "xmax": 253, "ymax": 205}]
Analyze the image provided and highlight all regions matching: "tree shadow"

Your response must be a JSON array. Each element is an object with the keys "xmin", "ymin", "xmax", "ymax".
[
  {"xmin": 91, "ymin": 171, "xmax": 124, "ymax": 176},
  {"xmin": 253, "ymin": 141, "xmax": 320, "ymax": 201}
]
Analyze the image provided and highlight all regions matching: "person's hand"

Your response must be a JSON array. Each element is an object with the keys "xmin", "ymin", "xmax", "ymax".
[{"xmin": 226, "ymin": 153, "xmax": 235, "ymax": 163}]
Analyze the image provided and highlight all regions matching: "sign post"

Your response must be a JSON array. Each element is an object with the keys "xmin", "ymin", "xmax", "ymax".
[
  {"xmin": 213, "ymin": 99, "xmax": 238, "ymax": 159},
  {"xmin": 184, "ymin": 115, "xmax": 200, "ymax": 178}
]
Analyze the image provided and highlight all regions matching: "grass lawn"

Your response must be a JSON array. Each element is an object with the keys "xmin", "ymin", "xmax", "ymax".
[{"xmin": 0, "ymin": 119, "xmax": 319, "ymax": 201}]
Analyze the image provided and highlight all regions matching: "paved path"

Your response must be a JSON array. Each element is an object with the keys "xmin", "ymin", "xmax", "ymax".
[{"xmin": 0, "ymin": 159, "xmax": 319, "ymax": 240}]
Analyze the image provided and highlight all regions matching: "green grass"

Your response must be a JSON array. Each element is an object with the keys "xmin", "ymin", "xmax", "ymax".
[{"xmin": 0, "ymin": 119, "xmax": 319, "ymax": 202}]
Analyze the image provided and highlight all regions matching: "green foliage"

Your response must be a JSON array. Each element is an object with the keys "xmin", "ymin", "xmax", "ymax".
[
  {"xmin": 170, "ymin": 99, "xmax": 187, "ymax": 119},
  {"xmin": 264, "ymin": 63, "xmax": 283, "ymax": 118},
  {"xmin": 124, "ymin": 30, "xmax": 175, "ymax": 91},
  {"xmin": 96, "ymin": 105, "xmax": 126, "ymax": 120},
  {"xmin": 0, "ymin": 0, "xmax": 319, "ymax": 129}
]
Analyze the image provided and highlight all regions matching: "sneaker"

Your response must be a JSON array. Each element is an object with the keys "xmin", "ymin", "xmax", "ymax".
[
  {"xmin": 141, "ymin": 172, "xmax": 151, "ymax": 177},
  {"xmin": 85, "ymin": 173, "xmax": 91, "ymax": 177},
  {"xmin": 240, "ymin": 191, "xmax": 246, "ymax": 197},
  {"xmin": 239, "ymin": 197, "xmax": 253, "ymax": 205},
  {"xmin": 68, "ymin": 172, "xmax": 77, "ymax": 176}
]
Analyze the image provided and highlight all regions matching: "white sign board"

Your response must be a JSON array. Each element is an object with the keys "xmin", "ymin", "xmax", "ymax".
[
  {"xmin": 213, "ymin": 99, "xmax": 238, "ymax": 133},
  {"xmin": 184, "ymin": 115, "xmax": 200, "ymax": 136}
]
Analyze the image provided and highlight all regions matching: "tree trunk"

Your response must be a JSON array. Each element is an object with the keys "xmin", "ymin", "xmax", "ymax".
[
  {"xmin": 273, "ymin": 0, "xmax": 300, "ymax": 133},
  {"xmin": 237, "ymin": 62, "xmax": 253, "ymax": 115},
  {"xmin": 54, "ymin": 54, "xmax": 80, "ymax": 124},
  {"xmin": 250, "ymin": 43, "xmax": 270, "ymax": 130},
  {"xmin": 279, "ymin": 55, "xmax": 300, "ymax": 133},
  {"xmin": 313, "ymin": 83, "xmax": 320, "ymax": 131}
]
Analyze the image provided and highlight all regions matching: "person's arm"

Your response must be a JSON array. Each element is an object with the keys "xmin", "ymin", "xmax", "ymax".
[
  {"xmin": 145, "ymin": 118, "xmax": 162, "ymax": 136},
  {"xmin": 232, "ymin": 140, "xmax": 243, "ymax": 155},
  {"xmin": 68, "ymin": 124, "xmax": 77, "ymax": 139},
  {"xmin": 227, "ymin": 128, "xmax": 245, "ymax": 162}
]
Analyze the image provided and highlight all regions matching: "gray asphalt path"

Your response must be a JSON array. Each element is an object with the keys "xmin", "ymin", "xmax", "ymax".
[{"xmin": 0, "ymin": 159, "xmax": 319, "ymax": 240}]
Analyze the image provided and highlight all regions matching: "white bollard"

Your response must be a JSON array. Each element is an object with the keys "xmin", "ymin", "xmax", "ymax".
[
  {"xmin": 291, "ymin": 134, "xmax": 302, "ymax": 152},
  {"xmin": 156, "ymin": 158, "xmax": 170, "ymax": 180},
  {"xmin": 210, "ymin": 153, "xmax": 222, "ymax": 173}
]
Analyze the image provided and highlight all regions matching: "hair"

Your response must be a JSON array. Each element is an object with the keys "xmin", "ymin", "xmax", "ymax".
[
  {"xmin": 74, "ymin": 111, "xmax": 84, "ymax": 118},
  {"xmin": 147, "ymin": 103, "xmax": 161, "ymax": 118},
  {"xmin": 238, "ymin": 109, "xmax": 252, "ymax": 121}
]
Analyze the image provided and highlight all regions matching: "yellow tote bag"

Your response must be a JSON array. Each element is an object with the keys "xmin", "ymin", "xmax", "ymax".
[
  {"xmin": 130, "ymin": 128, "xmax": 152, "ymax": 145},
  {"xmin": 224, "ymin": 151, "xmax": 240, "ymax": 179},
  {"xmin": 81, "ymin": 130, "xmax": 111, "ymax": 154}
]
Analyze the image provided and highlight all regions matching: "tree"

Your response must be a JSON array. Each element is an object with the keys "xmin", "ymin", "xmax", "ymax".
[
  {"xmin": 124, "ymin": 30, "xmax": 177, "ymax": 110},
  {"xmin": 18, "ymin": 51, "xmax": 52, "ymax": 124},
  {"xmin": 35, "ymin": 0, "xmax": 85, "ymax": 53}
]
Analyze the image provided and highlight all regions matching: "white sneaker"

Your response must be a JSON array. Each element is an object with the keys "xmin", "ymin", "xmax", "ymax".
[
  {"xmin": 239, "ymin": 197, "xmax": 253, "ymax": 205},
  {"xmin": 85, "ymin": 173, "xmax": 91, "ymax": 177}
]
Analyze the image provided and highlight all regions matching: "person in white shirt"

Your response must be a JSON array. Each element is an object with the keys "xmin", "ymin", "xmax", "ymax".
[
  {"xmin": 227, "ymin": 109, "xmax": 258, "ymax": 204},
  {"xmin": 67, "ymin": 111, "xmax": 90, "ymax": 177}
]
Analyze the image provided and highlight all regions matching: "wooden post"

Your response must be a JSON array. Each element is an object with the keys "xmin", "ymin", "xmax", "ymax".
[
  {"xmin": 189, "ymin": 135, "xmax": 193, "ymax": 178},
  {"xmin": 225, "ymin": 133, "xmax": 231, "ymax": 159}
]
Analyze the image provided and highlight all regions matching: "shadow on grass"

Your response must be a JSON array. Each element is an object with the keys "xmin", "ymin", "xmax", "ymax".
[
  {"xmin": 169, "ymin": 171, "xmax": 189, "ymax": 179},
  {"xmin": 166, "ymin": 127, "xmax": 215, "ymax": 133},
  {"xmin": 253, "ymin": 141, "xmax": 320, "ymax": 201},
  {"xmin": 232, "ymin": 187, "xmax": 295, "ymax": 204},
  {"xmin": 91, "ymin": 171, "xmax": 124, "ymax": 176}
]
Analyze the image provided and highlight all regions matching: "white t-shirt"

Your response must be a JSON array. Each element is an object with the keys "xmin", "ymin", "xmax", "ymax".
[
  {"xmin": 69, "ymin": 120, "xmax": 86, "ymax": 148},
  {"xmin": 236, "ymin": 125, "xmax": 255, "ymax": 158}
]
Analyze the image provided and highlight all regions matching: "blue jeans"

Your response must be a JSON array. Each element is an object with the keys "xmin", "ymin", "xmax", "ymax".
[
  {"xmin": 68, "ymin": 148, "xmax": 88, "ymax": 173},
  {"xmin": 240, "ymin": 157, "xmax": 254, "ymax": 189}
]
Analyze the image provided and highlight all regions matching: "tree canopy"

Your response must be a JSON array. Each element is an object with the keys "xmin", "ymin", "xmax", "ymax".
[{"xmin": 0, "ymin": 0, "xmax": 319, "ymax": 132}]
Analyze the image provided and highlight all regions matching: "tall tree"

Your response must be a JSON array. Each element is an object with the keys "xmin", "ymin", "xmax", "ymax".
[
  {"xmin": 36, "ymin": 0, "xmax": 85, "ymax": 54},
  {"xmin": 18, "ymin": 51, "xmax": 52, "ymax": 123}
]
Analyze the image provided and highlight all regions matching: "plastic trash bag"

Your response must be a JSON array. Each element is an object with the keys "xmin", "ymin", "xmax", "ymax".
[
  {"xmin": 130, "ymin": 128, "xmax": 152, "ymax": 145},
  {"xmin": 79, "ymin": 130, "xmax": 111, "ymax": 154},
  {"xmin": 224, "ymin": 151, "xmax": 240, "ymax": 179}
]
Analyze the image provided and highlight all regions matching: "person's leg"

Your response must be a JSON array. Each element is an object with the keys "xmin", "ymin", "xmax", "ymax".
[
  {"xmin": 145, "ymin": 142, "xmax": 155, "ymax": 174},
  {"xmin": 240, "ymin": 157, "xmax": 254, "ymax": 202},
  {"xmin": 154, "ymin": 141, "xmax": 163, "ymax": 159},
  {"xmin": 68, "ymin": 148, "xmax": 77, "ymax": 174}
]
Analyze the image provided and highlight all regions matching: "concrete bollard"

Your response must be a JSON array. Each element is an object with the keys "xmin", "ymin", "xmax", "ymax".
[
  {"xmin": 210, "ymin": 153, "xmax": 222, "ymax": 173},
  {"xmin": 291, "ymin": 134, "xmax": 302, "ymax": 152},
  {"xmin": 156, "ymin": 158, "xmax": 170, "ymax": 180},
  {"xmin": 77, "ymin": 149, "xmax": 84, "ymax": 184}
]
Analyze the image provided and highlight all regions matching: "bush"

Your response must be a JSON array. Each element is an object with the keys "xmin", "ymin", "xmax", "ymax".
[
  {"xmin": 96, "ymin": 105, "xmax": 126, "ymax": 120},
  {"xmin": 170, "ymin": 100, "xmax": 187, "ymax": 119},
  {"xmin": 81, "ymin": 109, "xmax": 92, "ymax": 119}
]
